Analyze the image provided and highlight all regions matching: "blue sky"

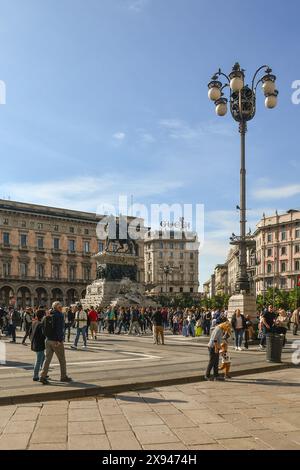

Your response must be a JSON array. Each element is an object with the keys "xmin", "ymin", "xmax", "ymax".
[{"xmin": 0, "ymin": 0, "xmax": 300, "ymax": 286}]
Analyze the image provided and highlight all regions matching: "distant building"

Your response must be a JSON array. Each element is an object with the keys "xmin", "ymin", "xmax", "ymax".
[
  {"xmin": 0, "ymin": 199, "xmax": 144, "ymax": 307},
  {"xmin": 144, "ymin": 229, "xmax": 199, "ymax": 294},
  {"xmin": 254, "ymin": 209, "xmax": 300, "ymax": 294}
]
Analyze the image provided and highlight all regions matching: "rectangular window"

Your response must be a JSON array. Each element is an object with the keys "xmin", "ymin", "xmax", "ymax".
[
  {"xmin": 98, "ymin": 241, "xmax": 104, "ymax": 252},
  {"xmin": 53, "ymin": 238, "xmax": 60, "ymax": 250},
  {"xmin": 52, "ymin": 265, "xmax": 60, "ymax": 280},
  {"xmin": 84, "ymin": 229, "xmax": 89, "ymax": 235},
  {"xmin": 3, "ymin": 263, "xmax": 10, "ymax": 277},
  {"xmin": 37, "ymin": 223, "xmax": 43, "ymax": 230},
  {"xmin": 180, "ymin": 252, "xmax": 184, "ymax": 259},
  {"xmin": 295, "ymin": 261, "xmax": 300, "ymax": 271},
  {"xmin": 170, "ymin": 252, "xmax": 173, "ymax": 258},
  {"xmin": 20, "ymin": 263, "xmax": 27, "ymax": 277},
  {"xmin": 37, "ymin": 264, "xmax": 44, "ymax": 279},
  {"xmin": 84, "ymin": 241, "xmax": 90, "ymax": 253},
  {"xmin": 281, "ymin": 231, "xmax": 286, "ymax": 241},
  {"xmin": 21, "ymin": 221, "xmax": 26, "ymax": 228},
  {"xmin": 267, "ymin": 263, "xmax": 272, "ymax": 274},
  {"xmin": 159, "ymin": 241, "xmax": 164, "ymax": 249},
  {"xmin": 20, "ymin": 234, "xmax": 27, "ymax": 247},
  {"xmin": 169, "ymin": 243, "xmax": 174, "ymax": 249},
  {"xmin": 281, "ymin": 262, "xmax": 286, "ymax": 272},
  {"xmin": 295, "ymin": 245, "xmax": 300, "ymax": 254},
  {"xmin": 37, "ymin": 237, "xmax": 44, "ymax": 249},
  {"xmin": 267, "ymin": 233, "xmax": 272, "ymax": 243},
  {"xmin": 69, "ymin": 240, "xmax": 76, "ymax": 252},
  {"xmin": 280, "ymin": 278, "xmax": 287, "ymax": 288},
  {"xmin": 190, "ymin": 252, "xmax": 194, "ymax": 260},
  {"xmin": 180, "ymin": 287, "xmax": 183, "ymax": 293},
  {"xmin": 159, "ymin": 252, "xmax": 163, "ymax": 258},
  {"xmin": 70, "ymin": 227, "xmax": 74, "ymax": 233},
  {"xmin": 83, "ymin": 265, "xmax": 91, "ymax": 281},
  {"xmin": 3, "ymin": 218, "xmax": 9, "ymax": 225},
  {"xmin": 169, "ymin": 287, "xmax": 173, "ymax": 293},
  {"xmin": 69, "ymin": 266, "xmax": 76, "ymax": 281},
  {"xmin": 296, "ymin": 229, "xmax": 300, "ymax": 239},
  {"xmin": 190, "ymin": 287, "xmax": 194, "ymax": 293},
  {"xmin": 54, "ymin": 225, "xmax": 59, "ymax": 231},
  {"xmin": 267, "ymin": 248, "xmax": 272, "ymax": 257},
  {"xmin": 3, "ymin": 232, "xmax": 10, "ymax": 246},
  {"xmin": 179, "ymin": 242, "xmax": 185, "ymax": 250},
  {"xmin": 281, "ymin": 247, "xmax": 287, "ymax": 256}
]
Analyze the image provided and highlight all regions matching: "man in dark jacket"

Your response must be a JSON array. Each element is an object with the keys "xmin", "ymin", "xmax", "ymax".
[
  {"xmin": 152, "ymin": 309, "xmax": 164, "ymax": 345},
  {"xmin": 40, "ymin": 302, "xmax": 72, "ymax": 385},
  {"xmin": 30, "ymin": 310, "xmax": 46, "ymax": 381}
]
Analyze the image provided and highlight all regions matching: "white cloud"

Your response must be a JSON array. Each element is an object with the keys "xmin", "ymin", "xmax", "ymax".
[
  {"xmin": 254, "ymin": 184, "xmax": 300, "ymax": 200},
  {"xmin": 128, "ymin": 0, "xmax": 149, "ymax": 12},
  {"xmin": 0, "ymin": 174, "xmax": 183, "ymax": 213},
  {"xmin": 159, "ymin": 118, "xmax": 234, "ymax": 142},
  {"xmin": 113, "ymin": 132, "xmax": 126, "ymax": 141}
]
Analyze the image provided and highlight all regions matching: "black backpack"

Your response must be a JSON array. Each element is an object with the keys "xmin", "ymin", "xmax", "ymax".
[{"xmin": 42, "ymin": 315, "xmax": 55, "ymax": 338}]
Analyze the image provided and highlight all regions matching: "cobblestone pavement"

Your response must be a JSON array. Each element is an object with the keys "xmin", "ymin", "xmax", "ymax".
[{"xmin": 0, "ymin": 368, "xmax": 299, "ymax": 450}]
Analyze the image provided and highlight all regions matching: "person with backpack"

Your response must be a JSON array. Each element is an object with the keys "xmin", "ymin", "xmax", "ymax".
[
  {"xmin": 30, "ymin": 309, "xmax": 46, "ymax": 381},
  {"xmin": 40, "ymin": 301, "xmax": 72, "ymax": 385},
  {"xmin": 22, "ymin": 307, "xmax": 34, "ymax": 345},
  {"xmin": 71, "ymin": 304, "xmax": 88, "ymax": 349}
]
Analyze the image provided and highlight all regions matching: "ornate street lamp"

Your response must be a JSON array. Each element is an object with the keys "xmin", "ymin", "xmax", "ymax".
[
  {"xmin": 208, "ymin": 62, "xmax": 278, "ymax": 309},
  {"xmin": 160, "ymin": 265, "xmax": 174, "ymax": 294}
]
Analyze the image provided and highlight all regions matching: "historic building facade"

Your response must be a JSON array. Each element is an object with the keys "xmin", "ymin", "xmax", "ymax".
[
  {"xmin": 144, "ymin": 230, "xmax": 199, "ymax": 294},
  {"xmin": 0, "ymin": 199, "xmax": 144, "ymax": 307},
  {"xmin": 254, "ymin": 209, "xmax": 300, "ymax": 294}
]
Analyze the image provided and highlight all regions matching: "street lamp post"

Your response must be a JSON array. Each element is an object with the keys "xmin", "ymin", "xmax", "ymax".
[
  {"xmin": 161, "ymin": 265, "xmax": 173, "ymax": 294},
  {"xmin": 208, "ymin": 63, "xmax": 278, "ymax": 317}
]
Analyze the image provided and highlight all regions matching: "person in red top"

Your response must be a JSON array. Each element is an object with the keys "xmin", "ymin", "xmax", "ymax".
[{"xmin": 88, "ymin": 307, "xmax": 98, "ymax": 340}]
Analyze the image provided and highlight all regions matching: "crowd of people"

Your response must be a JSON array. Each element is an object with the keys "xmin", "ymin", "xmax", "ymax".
[{"xmin": 0, "ymin": 302, "xmax": 299, "ymax": 384}]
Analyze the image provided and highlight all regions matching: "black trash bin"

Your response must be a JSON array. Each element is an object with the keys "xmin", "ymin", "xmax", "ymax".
[{"xmin": 266, "ymin": 333, "xmax": 284, "ymax": 363}]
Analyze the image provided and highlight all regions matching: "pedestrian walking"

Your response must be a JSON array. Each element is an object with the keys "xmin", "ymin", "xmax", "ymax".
[
  {"xmin": 291, "ymin": 308, "xmax": 300, "ymax": 335},
  {"xmin": 259, "ymin": 305, "xmax": 276, "ymax": 350},
  {"xmin": 231, "ymin": 309, "xmax": 247, "ymax": 350},
  {"xmin": 30, "ymin": 309, "xmax": 46, "ymax": 381},
  {"xmin": 88, "ymin": 306, "xmax": 98, "ymax": 340},
  {"xmin": 22, "ymin": 307, "xmax": 34, "ymax": 345},
  {"xmin": 71, "ymin": 304, "xmax": 88, "ymax": 349},
  {"xmin": 40, "ymin": 302, "xmax": 72, "ymax": 385},
  {"xmin": 152, "ymin": 308, "xmax": 164, "ymax": 345}
]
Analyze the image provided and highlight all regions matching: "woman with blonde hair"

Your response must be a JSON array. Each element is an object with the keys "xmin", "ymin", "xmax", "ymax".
[{"xmin": 275, "ymin": 308, "xmax": 288, "ymax": 347}]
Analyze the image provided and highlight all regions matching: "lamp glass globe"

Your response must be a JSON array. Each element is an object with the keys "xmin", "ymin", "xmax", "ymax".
[
  {"xmin": 230, "ymin": 76, "xmax": 244, "ymax": 92},
  {"xmin": 216, "ymin": 103, "xmax": 227, "ymax": 116},
  {"xmin": 208, "ymin": 87, "xmax": 221, "ymax": 101},
  {"xmin": 265, "ymin": 95, "xmax": 277, "ymax": 109},
  {"xmin": 262, "ymin": 80, "xmax": 276, "ymax": 95}
]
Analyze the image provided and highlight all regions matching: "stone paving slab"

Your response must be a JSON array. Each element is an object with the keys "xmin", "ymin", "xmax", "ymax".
[{"xmin": 0, "ymin": 367, "xmax": 299, "ymax": 450}]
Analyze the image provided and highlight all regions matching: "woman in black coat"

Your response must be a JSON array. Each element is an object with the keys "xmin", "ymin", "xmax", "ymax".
[{"xmin": 231, "ymin": 309, "xmax": 247, "ymax": 351}]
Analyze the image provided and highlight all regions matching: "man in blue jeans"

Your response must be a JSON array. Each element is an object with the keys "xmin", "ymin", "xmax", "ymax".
[{"xmin": 71, "ymin": 303, "xmax": 88, "ymax": 349}]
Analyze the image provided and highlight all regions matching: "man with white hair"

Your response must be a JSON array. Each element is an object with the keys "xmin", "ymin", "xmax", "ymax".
[{"xmin": 40, "ymin": 301, "xmax": 72, "ymax": 385}]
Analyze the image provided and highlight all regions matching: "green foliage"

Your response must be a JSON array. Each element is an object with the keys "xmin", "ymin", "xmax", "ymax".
[{"xmin": 257, "ymin": 287, "xmax": 300, "ymax": 310}]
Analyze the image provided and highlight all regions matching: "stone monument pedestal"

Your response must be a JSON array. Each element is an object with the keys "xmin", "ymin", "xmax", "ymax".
[
  {"xmin": 81, "ymin": 251, "xmax": 158, "ymax": 308},
  {"xmin": 228, "ymin": 292, "xmax": 257, "ymax": 321}
]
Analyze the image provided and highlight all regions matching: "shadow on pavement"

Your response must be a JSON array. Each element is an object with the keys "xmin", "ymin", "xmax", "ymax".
[{"xmin": 116, "ymin": 395, "xmax": 186, "ymax": 404}]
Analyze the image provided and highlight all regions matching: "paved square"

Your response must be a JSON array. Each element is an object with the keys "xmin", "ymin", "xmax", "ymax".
[{"xmin": 0, "ymin": 368, "xmax": 299, "ymax": 450}]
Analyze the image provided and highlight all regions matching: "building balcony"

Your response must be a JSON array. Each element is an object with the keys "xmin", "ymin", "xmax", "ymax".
[{"xmin": 0, "ymin": 244, "xmax": 11, "ymax": 250}]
